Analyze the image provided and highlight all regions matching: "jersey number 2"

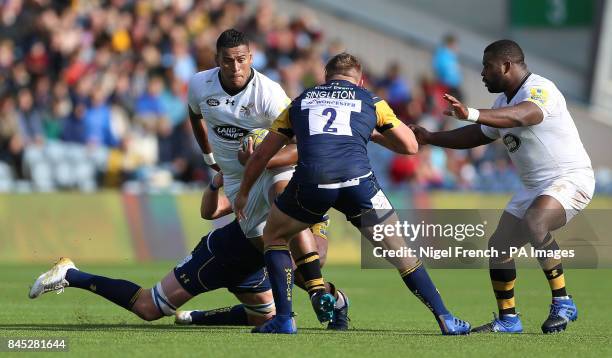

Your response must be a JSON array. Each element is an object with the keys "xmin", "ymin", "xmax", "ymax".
[
  {"xmin": 303, "ymin": 98, "xmax": 361, "ymax": 136},
  {"xmin": 322, "ymin": 108, "xmax": 337, "ymax": 133}
]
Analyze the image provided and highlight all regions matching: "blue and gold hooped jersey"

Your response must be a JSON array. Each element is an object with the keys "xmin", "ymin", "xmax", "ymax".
[{"xmin": 270, "ymin": 80, "xmax": 400, "ymax": 184}]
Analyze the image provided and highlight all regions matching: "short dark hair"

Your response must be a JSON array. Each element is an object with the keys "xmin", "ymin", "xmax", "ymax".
[
  {"xmin": 484, "ymin": 39, "xmax": 525, "ymax": 65},
  {"xmin": 216, "ymin": 29, "xmax": 249, "ymax": 52},
  {"xmin": 325, "ymin": 52, "xmax": 362, "ymax": 79}
]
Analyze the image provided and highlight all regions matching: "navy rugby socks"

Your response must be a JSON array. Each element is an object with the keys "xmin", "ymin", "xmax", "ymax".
[
  {"xmin": 65, "ymin": 268, "xmax": 142, "ymax": 310},
  {"xmin": 189, "ymin": 305, "xmax": 248, "ymax": 325},
  {"xmin": 399, "ymin": 261, "xmax": 450, "ymax": 317},
  {"xmin": 264, "ymin": 246, "xmax": 294, "ymax": 319}
]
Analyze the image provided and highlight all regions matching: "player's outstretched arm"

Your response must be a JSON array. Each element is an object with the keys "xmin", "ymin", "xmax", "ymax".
[
  {"xmin": 188, "ymin": 107, "xmax": 221, "ymax": 172},
  {"xmin": 443, "ymin": 93, "xmax": 543, "ymax": 128},
  {"xmin": 201, "ymin": 172, "xmax": 233, "ymax": 220},
  {"xmin": 371, "ymin": 99, "xmax": 418, "ymax": 154},
  {"xmin": 410, "ymin": 123, "xmax": 495, "ymax": 149},
  {"xmin": 372, "ymin": 121, "xmax": 418, "ymax": 155},
  {"xmin": 267, "ymin": 143, "xmax": 298, "ymax": 168},
  {"xmin": 235, "ymin": 131, "xmax": 288, "ymax": 220},
  {"xmin": 370, "ymin": 130, "xmax": 394, "ymax": 151},
  {"xmin": 238, "ymin": 138, "xmax": 298, "ymax": 168}
]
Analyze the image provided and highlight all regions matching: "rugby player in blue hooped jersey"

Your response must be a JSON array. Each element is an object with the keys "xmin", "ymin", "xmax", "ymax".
[{"xmin": 235, "ymin": 52, "xmax": 471, "ymax": 334}]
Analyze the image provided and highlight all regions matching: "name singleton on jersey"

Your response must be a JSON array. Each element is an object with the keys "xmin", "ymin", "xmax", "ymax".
[{"xmin": 305, "ymin": 90, "xmax": 356, "ymax": 100}]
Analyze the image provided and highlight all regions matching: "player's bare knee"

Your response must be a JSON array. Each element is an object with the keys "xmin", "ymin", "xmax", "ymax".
[
  {"xmin": 262, "ymin": 222, "xmax": 278, "ymax": 237},
  {"xmin": 522, "ymin": 215, "xmax": 548, "ymax": 243},
  {"xmin": 139, "ymin": 309, "xmax": 162, "ymax": 322},
  {"xmin": 488, "ymin": 233, "xmax": 507, "ymax": 252},
  {"xmin": 134, "ymin": 282, "xmax": 179, "ymax": 321},
  {"xmin": 132, "ymin": 289, "xmax": 163, "ymax": 321},
  {"xmin": 263, "ymin": 225, "xmax": 288, "ymax": 245}
]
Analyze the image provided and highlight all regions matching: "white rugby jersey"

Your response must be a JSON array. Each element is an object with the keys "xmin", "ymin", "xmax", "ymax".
[
  {"xmin": 188, "ymin": 67, "xmax": 290, "ymax": 182},
  {"xmin": 480, "ymin": 73, "xmax": 592, "ymax": 188}
]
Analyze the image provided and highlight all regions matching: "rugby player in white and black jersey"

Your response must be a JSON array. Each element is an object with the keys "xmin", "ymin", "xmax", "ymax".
[
  {"xmin": 28, "ymin": 30, "xmax": 349, "ymax": 331},
  {"xmin": 186, "ymin": 29, "xmax": 348, "ymax": 328},
  {"xmin": 411, "ymin": 39, "xmax": 594, "ymax": 334}
]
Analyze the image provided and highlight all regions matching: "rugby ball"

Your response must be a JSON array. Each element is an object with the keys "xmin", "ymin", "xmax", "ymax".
[{"xmin": 241, "ymin": 128, "xmax": 269, "ymax": 151}]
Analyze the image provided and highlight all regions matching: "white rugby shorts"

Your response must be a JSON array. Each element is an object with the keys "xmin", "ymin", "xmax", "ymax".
[
  {"xmin": 505, "ymin": 169, "xmax": 595, "ymax": 223},
  {"xmin": 224, "ymin": 167, "xmax": 295, "ymax": 238}
]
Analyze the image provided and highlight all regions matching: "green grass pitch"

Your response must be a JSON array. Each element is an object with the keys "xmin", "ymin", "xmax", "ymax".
[{"xmin": 2, "ymin": 264, "xmax": 611, "ymax": 357}]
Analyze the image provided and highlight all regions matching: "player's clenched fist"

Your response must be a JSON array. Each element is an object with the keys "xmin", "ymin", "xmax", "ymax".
[
  {"xmin": 211, "ymin": 171, "xmax": 224, "ymax": 189},
  {"xmin": 237, "ymin": 137, "xmax": 254, "ymax": 166}
]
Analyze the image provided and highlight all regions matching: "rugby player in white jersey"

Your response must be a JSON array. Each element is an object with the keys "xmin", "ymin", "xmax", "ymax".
[
  {"xmin": 410, "ymin": 39, "xmax": 594, "ymax": 334},
  {"xmin": 28, "ymin": 29, "xmax": 348, "ymax": 330},
  {"xmin": 186, "ymin": 29, "xmax": 348, "ymax": 328}
]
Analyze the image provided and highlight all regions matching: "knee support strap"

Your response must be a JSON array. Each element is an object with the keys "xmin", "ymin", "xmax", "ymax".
[{"xmin": 151, "ymin": 282, "xmax": 177, "ymax": 316}]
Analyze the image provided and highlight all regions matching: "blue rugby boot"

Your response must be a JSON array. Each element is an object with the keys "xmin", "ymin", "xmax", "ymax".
[
  {"xmin": 471, "ymin": 313, "xmax": 523, "ymax": 333},
  {"xmin": 310, "ymin": 290, "xmax": 335, "ymax": 323},
  {"xmin": 437, "ymin": 313, "xmax": 471, "ymax": 335},
  {"xmin": 327, "ymin": 290, "xmax": 350, "ymax": 331},
  {"xmin": 541, "ymin": 296, "xmax": 578, "ymax": 334},
  {"xmin": 251, "ymin": 315, "xmax": 297, "ymax": 334}
]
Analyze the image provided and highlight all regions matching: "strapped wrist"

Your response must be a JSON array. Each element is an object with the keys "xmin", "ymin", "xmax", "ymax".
[
  {"xmin": 202, "ymin": 152, "xmax": 216, "ymax": 166},
  {"xmin": 465, "ymin": 107, "xmax": 480, "ymax": 122}
]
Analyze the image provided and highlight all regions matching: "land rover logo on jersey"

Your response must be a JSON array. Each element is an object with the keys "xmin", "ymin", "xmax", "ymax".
[
  {"xmin": 503, "ymin": 133, "xmax": 521, "ymax": 153},
  {"xmin": 206, "ymin": 98, "xmax": 220, "ymax": 107},
  {"xmin": 214, "ymin": 126, "xmax": 249, "ymax": 141}
]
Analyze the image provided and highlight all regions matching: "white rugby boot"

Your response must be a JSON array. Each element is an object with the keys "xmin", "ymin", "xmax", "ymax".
[
  {"xmin": 175, "ymin": 311, "xmax": 194, "ymax": 325},
  {"xmin": 28, "ymin": 257, "xmax": 77, "ymax": 299}
]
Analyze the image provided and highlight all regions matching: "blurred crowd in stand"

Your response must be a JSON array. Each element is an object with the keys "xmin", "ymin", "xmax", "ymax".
[{"xmin": 1, "ymin": 0, "xmax": 610, "ymax": 194}]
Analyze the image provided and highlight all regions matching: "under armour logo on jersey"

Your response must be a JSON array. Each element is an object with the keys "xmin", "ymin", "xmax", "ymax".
[{"xmin": 226, "ymin": 98, "xmax": 235, "ymax": 106}]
